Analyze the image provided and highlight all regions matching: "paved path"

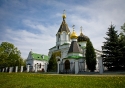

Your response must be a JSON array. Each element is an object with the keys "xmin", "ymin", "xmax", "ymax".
[{"xmin": 37, "ymin": 71, "xmax": 125, "ymax": 76}]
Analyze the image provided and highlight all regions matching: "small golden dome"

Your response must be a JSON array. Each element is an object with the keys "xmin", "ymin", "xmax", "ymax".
[
  {"xmin": 70, "ymin": 30, "xmax": 78, "ymax": 39},
  {"xmin": 62, "ymin": 14, "xmax": 66, "ymax": 19}
]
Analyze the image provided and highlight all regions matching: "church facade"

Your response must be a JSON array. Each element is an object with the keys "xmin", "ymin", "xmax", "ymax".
[
  {"xmin": 26, "ymin": 51, "xmax": 49, "ymax": 72},
  {"xmin": 48, "ymin": 12, "xmax": 102, "ymax": 74}
]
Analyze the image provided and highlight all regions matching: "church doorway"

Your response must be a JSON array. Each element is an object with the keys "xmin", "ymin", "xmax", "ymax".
[{"xmin": 65, "ymin": 60, "xmax": 70, "ymax": 73}]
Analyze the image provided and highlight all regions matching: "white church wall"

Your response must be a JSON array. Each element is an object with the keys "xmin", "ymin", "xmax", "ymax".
[
  {"xmin": 66, "ymin": 34, "xmax": 68, "ymax": 41},
  {"xmin": 59, "ymin": 32, "xmax": 71, "ymax": 45},
  {"xmin": 56, "ymin": 33, "xmax": 61, "ymax": 46},
  {"xmin": 60, "ymin": 33, "xmax": 63, "ymax": 45},
  {"xmin": 62, "ymin": 32, "xmax": 66, "ymax": 40},
  {"xmin": 58, "ymin": 48, "xmax": 69, "ymax": 62},
  {"xmin": 26, "ymin": 59, "xmax": 33, "ymax": 66},
  {"xmin": 62, "ymin": 59, "xmax": 85, "ymax": 74},
  {"xmin": 78, "ymin": 58, "xmax": 84, "ymax": 62},
  {"xmin": 33, "ymin": 60, "xmax": 48, "ymax": 71},
  {"xmin": 56, "ymin": 42, "xmax": 60, "ymax": 46}
]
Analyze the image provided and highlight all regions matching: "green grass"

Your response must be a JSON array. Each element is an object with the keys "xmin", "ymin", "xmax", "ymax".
[{"xmin": 0, "ymin": 73, "xmax": 125, "ymax": 88}]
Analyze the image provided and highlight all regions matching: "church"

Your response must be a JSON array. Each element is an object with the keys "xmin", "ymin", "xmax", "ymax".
[
  {"xmin": 26, "ymin": 50, "xmax": 49, "ymax": 72},
  {"xmin": 48, "ymin": 11, "xmax": 102, "ymax": 74}
]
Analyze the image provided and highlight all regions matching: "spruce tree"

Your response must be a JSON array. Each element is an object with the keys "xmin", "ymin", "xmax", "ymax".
[
  {"xmin": 119, "ymin": 23, "xmax": 125, "ymax": 68},
  {"xmin": 118, "ymin": 34, "xmax": 125, "ymax": 68},
  {"xmin": 47, "ymin": 53, "xmax": 57, "ymax": 72},
  {"xmin": 102, "ymin": 24, "xmax": 120, "ymax": 70},
  {"xmin": 86, "ymin": 38, "xmax": 96, "ymax": 72}
]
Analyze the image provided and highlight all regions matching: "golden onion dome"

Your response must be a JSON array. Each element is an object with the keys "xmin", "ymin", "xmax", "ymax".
[
  {"xmin": 70, "ymin": 30, "xmax": 78, "ymax": 39},
  {"xmin": 62, "ymin": 14, "xmax": 66, "ymax": 19}
]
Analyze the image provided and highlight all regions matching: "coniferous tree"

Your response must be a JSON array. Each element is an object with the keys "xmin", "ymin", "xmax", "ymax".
[
  {"xmin": 47, "ymin": 53, "xmax": 57, "ymax": 72},
  {"xmin": 86, "ymin": 38, "xmax": 96, "ymax": 72},
  {"xmin": 102, "ymin": 24, "xmax": 120, "ymax": 70},
  {"xmin": 118, "ymin": 34, "xmax": 125, "ymax": 68},
  {"xmin": 119, "ymin": 23, "xmax": 125, "ymax": 68}
]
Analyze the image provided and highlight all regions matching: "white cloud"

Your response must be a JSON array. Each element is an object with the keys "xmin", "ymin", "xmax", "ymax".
[
  {"xmin": 64, "ymin": 0, "xmax": 125, "ymax": 50},
  {"xmin": 0, "ymin": 0, "xmax": 125, "ymax": 59},
  {"xmin": 1, "ymin": 27, "xmax": 56, "ymax": 59},
  {"xmin": 22, "ymin": 19, "xmax": 59, "ymax": 36}
]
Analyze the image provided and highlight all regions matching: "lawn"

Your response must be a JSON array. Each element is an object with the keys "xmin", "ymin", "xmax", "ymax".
[{"xmin": 0, "ymin": 73, "xmax": 125, "ymax": 88}]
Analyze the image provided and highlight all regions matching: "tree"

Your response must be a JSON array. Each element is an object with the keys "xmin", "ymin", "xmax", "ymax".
[
  {"xmin": 118, "ymin": 34, "xmax": 125, "ymax": 67},
  {"xmin": 47, "ymin": 53, "xmax": 57, "ymax": 72},
  {"xmin": 86, "ymin": 38, "xmax": 96, "ymax": 72},
  {"xmin": 0, "ymin": 42, "xmax": 23, "ymax": 68},
  {"xmin": 118, "ymin": 23, "xmax": 125, "ymax": 67},
  {"xmin": 47, "ymin": 51, "xmax": 61, "ymax": 72},
  {"xmin": 102, "ymin": 24, "xmax": 120, "ymax": 70}
]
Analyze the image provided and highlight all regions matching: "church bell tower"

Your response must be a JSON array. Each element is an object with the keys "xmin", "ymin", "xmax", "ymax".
[{"xmin": 56, "ymin": 10, "xmax": 71, "ymax": 49}]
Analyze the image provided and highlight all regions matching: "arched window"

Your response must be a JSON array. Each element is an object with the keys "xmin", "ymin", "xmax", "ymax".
[
  {"xmin": 58, "ymin": 35, "xmax": 60, "ymax": 41},
  {"xmin": 58, "ymin": 34, "xmax": 60, "ymax": 38}
]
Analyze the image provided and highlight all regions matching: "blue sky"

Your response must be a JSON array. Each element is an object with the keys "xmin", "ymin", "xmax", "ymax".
[{"xmin": 0, "ymin": 0, "xmax": 125, "ymax": 59}]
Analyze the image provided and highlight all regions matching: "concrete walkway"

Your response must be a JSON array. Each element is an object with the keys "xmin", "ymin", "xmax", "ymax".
[{"xmin": 37, "ymin": 71, "xmax": 125, "ymax": 76}]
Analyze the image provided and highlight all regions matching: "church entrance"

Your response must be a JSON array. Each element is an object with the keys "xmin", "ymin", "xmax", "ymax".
[
  {"xmin": 65, "ymin": 60, "xmax": 70, "ymax": 73},
  {"xmin": 59, "ymin": 60, "xmax": 75, "ymax": 74}
]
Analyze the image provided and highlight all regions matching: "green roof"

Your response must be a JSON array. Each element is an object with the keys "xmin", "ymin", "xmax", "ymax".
[
  {"xmin": 31, "ymin": 53, "xmax": 48, "ymax": 61},
  {"xmin": 67, "ymin": 55, "xmax": 84, "ymax": 59}
]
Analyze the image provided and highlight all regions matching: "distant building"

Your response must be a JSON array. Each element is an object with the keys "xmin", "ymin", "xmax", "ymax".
[{"xmin": 26, "ymin": 51, "xmax": 49, "ymax": 72}]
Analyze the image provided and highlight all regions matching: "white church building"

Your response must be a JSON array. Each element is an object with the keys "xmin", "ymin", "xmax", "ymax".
[
  {"xmin": 48, "ymin": 12, "xmax": 103, "ymax": 74},
  {"xmin": 26, "ymin": 50, "xmax": 49, "ymax": 72}
]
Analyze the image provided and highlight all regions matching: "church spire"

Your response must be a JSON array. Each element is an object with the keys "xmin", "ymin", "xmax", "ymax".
[
  {"xmin": 57, "ymin": 10, "xmax": 70, "ymax": 33},
  {"xmin": 56, "ymin": 10, "xmax": 70, "ymax": 46}
]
